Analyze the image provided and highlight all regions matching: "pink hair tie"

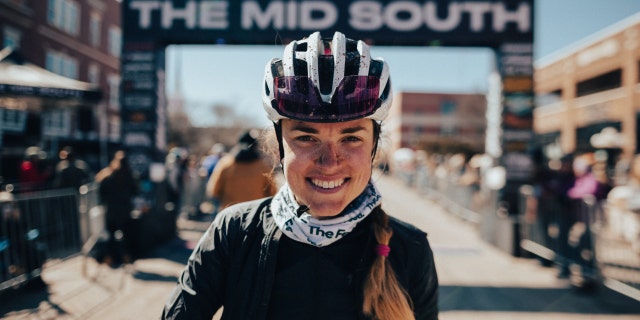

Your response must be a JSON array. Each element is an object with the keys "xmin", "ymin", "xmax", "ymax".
[{"xmin": 376, "ymin": 244, "xmax": 391, "ymax": 257}]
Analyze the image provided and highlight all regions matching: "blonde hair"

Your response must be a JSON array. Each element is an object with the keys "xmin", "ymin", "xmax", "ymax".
[{"xmin": 363, "ymin": 209, "xmax": 415, "ymax": 320}]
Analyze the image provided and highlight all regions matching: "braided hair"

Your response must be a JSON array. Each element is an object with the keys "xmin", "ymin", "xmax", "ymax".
[{"xmin": 362, "ymin": 208, "xmax": 415, "ymax": 319}]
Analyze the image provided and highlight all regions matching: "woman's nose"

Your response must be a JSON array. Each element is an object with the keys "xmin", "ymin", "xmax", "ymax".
[{"xmin": 316, "ymin": 143, "xmax": 341, "ymax": 166}]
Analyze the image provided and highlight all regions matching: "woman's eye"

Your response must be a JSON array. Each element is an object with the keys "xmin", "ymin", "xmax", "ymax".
[
  {"xmin": 343, "ymin": 136, "xmax": 362, "ymax": 142},
  {"xmin": 296, "ymin": 135, "xmax": 314, "ymax": 142}
]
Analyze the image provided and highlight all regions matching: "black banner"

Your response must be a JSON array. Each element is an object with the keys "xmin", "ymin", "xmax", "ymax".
[{"xmin": 123, "ymin": 0, "xmax": 533, "ymax": 47}]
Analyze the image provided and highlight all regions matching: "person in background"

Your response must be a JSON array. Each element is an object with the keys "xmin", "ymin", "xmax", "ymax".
[
  {"xmin": 18, "ymin": 146, "xmax": 50, "ymax": 192},
  {"xmin": 98, "ymin": 151, "xmax": 139, "ymax": 266},
  {"xmin": 165, "ymin": 147, "xmax": 188, "ymax": 216},
  {"xmin": 564, "ymin": 153, "xmax": 608, "ymax": 284},
  {"xmin": 163, "ymin": 31, "xmax": 439, "ymax": 320},
  {"xmin": 53, "ymin": 146, "xmax": 91, "ymax": 190},
  {"xmin": 201, "ymin": 143, "xmax": 226, "ymax": 180},
  {"xmin": 205, "ymin": 129, "xmax": 278, "ymax": 211},
  {"xmin": 198, "ymin": 143, "xmax": 226, "ymax": 216}
]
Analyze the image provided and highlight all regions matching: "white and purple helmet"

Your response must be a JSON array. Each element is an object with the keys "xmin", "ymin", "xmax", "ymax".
[{"xmin": 262, "ymin": 31, "xmax": 392, "ymax": 123}]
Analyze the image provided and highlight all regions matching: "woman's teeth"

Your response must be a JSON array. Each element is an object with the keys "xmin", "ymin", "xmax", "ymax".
[{"xmin": 311, "ymin": 179, "xmax": 345, "ymax": 189}]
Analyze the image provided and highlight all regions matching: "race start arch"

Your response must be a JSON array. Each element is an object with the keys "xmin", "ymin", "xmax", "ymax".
[{"xmin": 121, "ymin": 0, "xmax": 534, "ymax": 216}]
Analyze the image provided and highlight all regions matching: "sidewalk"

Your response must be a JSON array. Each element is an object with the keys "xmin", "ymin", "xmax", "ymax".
[{"xmin": 1, "ymin": 173, "xmax": 640, "ymax": 319}]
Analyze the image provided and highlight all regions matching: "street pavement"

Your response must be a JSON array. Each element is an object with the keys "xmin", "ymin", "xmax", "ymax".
[{"xmin": 1, "ymin": 172, "xmax": 640, "ymax": 319}]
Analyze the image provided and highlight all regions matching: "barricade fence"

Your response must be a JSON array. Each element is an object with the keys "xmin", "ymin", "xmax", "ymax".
[
  {"xmin": 519, "ymin": 186, "xmax": 640, "ymax": 295},
  {"xmin": 0, "ymin": 183, "xmax": 101, "ymax": 291},
  {"xmin": 398, "ymin": 165, "xmax": 640, "ymax": 296}
]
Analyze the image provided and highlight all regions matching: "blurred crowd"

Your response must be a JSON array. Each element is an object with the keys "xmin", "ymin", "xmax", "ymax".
[
  {"xmin": 1, "ymin": 129, "xmax": 279, "ymax": 271},
  {"xmin": 388, "ymin": 147, "xmax": 640, "ymax": 285}
]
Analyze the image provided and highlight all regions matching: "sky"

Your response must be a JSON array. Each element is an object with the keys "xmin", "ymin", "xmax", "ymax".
[{"xmin": 165, "ymin": 0, "xmax": 640, "ymax": 127}]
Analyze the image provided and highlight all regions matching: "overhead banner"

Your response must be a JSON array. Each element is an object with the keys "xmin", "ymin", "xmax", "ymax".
[{"xmin": 123, "ymin": 0, "xmax": 533, "ymax": 47}]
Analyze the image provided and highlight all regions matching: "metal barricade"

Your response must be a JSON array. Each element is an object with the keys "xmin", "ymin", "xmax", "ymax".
[
  {"xmin": 0, "ymin": 184, "xmax": 102, "ymax": 291},
  {"xmin": 413, "ymin": 167, "xmax": 486, "ymax": 224},
  {"xmin": 594, "ymin": 201, "xmax": 640, "ymax": 295},
  {"xmin": 519, "ymin": 185, "xmax": 640, "ymax": 296}
]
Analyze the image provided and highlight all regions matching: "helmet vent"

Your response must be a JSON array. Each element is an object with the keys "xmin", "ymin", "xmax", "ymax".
[
  {"xmin": 369, "ymin": 60, "xmax": 383, "ymax": 77},
  {"xmin": 318, "ymin": 55, "xmax": 334, "ymax": 95}
]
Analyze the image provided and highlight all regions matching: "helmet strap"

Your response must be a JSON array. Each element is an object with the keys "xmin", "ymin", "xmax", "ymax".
[
  {"xmin": 273, "ymin": 121, "xmax": 285, "ymax": 162},
  {"xmin": 372, "ymin": 120, "xmax": 380, "ymax": 160}
]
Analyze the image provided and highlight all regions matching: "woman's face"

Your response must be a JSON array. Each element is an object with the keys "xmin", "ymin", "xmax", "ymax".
[{"xmin": 281, "ymin": 118, "xmax": 375, "ymax": 219}]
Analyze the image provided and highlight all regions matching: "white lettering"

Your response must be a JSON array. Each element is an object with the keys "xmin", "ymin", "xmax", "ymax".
[
  {"xmin": 384, "ymin": 1, "xmax": 422, "ymax": 31},
  {"xmin": 242, "ymin": 1, "xmax": 284, "ymax": 29},
  {"xmin": 127, "ymin": 1, "xmax": 532, "ymax": 35},
  {"xmin": 162, "ymin": 1, "xmax": 197, "ymax": 29},
  {"xmin": 124, "ymin": 132, "xmax": 152, "ymax": 147},
  {"xmin": 129, "ymin": 0, "xmax": 228, "ymax": 30},
  {"xmin": 287, "ymin": 1, "xmax": 296, "ymax": 30},
  {"xmin": 300, "ymin": 1, "xmax": 337, "ymax": 29},
  {"xmin": 130, "ymin": 1, "xmax": 160, "ymax": 29},
  {"xmin": 492, "ymin": 3, "xmax": 530, "ymax": 32},
  {"xmin": 424, "ymin": 2, "xmax": 461, "ymax": 32},
  {"xmin": 200, "ymin": 2, "xmax": 229, "ymax": 29},
  {"xmin": 349, "ymin": 1, "xmax": 383, "ymax": 31},
  {"xmin": 242, "ymin": 1, "xmax": 337, "ymax": 30},
  {"xmin": 349, "ymin": 1, "xmax": 531, "ymax": 33},
  {"xmin": 462, "ymin": 2, "xmax": 492, "ymax": 32}
]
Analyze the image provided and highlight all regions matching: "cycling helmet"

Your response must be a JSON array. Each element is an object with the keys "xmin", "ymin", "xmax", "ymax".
[{"xmin": 262, "ymin": 31, "xmax": 392, "ymax": 123}]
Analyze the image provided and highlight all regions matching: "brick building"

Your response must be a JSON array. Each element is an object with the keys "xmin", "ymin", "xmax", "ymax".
[
  {"xmin": 0, "ymin": 0, "xmax": 122, "ymax": 181},
  {"xmin": 386, "ymin": 91, "xmax": 487, "ymax": 154}
]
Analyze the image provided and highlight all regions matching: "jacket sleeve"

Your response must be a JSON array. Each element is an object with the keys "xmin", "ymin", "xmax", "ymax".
[
  {"xmin": 161, "ymin": 215, "xmax": 231, "ymax": 319},
  {"xmin": 409, "ymin": 234, "xmax": 439, "ymax": 320}
]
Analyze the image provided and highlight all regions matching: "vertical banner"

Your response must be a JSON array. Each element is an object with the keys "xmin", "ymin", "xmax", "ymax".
[
  {"xmin": 497, "ymin": 43, "xmax": 535, "ymax": 216},
  {"xmin": 121, "ymin": 42, "xmax": 167, "ymax": 178}
]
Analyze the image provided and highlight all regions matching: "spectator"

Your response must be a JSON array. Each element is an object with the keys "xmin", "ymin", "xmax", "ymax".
[
  {"xmin": 18, "ymin": 146, "xmax": 50, "ymax": 192},
  {"xmin": 205, "ymin": 129, "xmax": 278, "ymax": 211},
  {"xmin": 98, "ymin": 151, "xmax": 139, "ymax": 266},
  {"xmin": 564, "ymin": 153, "xmax": 607, "ymax": 284},
  {"xmin": 200, "ymin": 143, "xmax": 225, "ymax": 180},
  {"xmin": 53, "ymin": 147, "xmax": 91, "ymax": 190}
]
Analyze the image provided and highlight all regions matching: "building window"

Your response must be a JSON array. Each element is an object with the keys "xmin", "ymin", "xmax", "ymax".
[
  {"xmin": 3, "ymin": 25, "xmax": 22, "ymax": 49},
  {"xmin": 45, "ymin": 50, "xmax": 79, "ymax": 79},
  {"xmin": 42, "ymin": 109, "xmax": 71, "ymax": 137},
  {"xmin": 108, "ymin": 74, "xmax": 120, "ymax": 110},
  {"xmin": 576, "ymin": 69, "xmax": 622, "ymax": 97},
  {"xmin": 0, "ymin": 108, "xmax": 27, "ymax": 133},
  {"xmin": 90, "ymin": 12, "xmax": 102, "ymax": 47},
  {"xmin": 108, "ymin": 26, "xmax": 121, "ymax": 58},
  {"xmin": 440, "ymin": 100, "xmax": 457, "ymax": 115},
  {"xmin": 440, "ymin": 125, "xmax": 457, "ymax": 137},
  {"xmin": 47, "ymin": 0, "xmax": 80, "ymax": 36},
  {"xmin": 88, "ymin": 63, "xmax": 100, "ymax": 85}
]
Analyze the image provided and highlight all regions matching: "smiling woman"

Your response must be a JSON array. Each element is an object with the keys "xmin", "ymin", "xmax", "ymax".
[{"xmin": 162, "ymin": 31, "xmax": 439, "ymax": 320}]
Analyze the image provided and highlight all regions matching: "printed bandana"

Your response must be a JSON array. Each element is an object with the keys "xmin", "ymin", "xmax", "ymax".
[{"xmin": 271, "ymin": 181, "xmax": 382, "ymax": 247}]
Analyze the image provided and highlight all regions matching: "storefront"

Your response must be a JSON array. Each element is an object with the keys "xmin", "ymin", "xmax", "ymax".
[{"xmin": 0, "ymin": 48, "xmax": 102, "ymax": 184}]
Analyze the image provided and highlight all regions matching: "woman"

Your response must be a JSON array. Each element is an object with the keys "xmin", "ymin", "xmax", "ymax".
[{"xmin": 162, "ymin": 31, "xmax": 439, "ymax": 320}]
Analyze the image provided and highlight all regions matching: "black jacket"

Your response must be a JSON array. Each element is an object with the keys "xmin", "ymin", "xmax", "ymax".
[{"xmin": 162, "ymin": 198, "xmax": 439, "ymax": 319}]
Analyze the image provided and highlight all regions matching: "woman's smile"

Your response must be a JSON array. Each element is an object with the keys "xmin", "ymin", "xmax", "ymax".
[
  {"xmin": 281, "ymin": 118, "xmax": 375, "ymax": 218},
  {"xmin": 310, "ymin": 178, "xmax": 347, "ymax": 190}
]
